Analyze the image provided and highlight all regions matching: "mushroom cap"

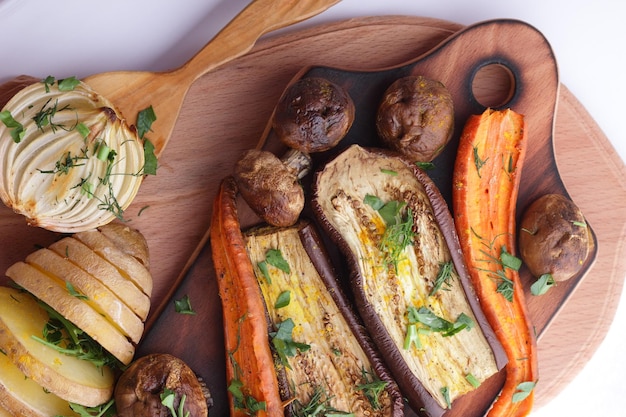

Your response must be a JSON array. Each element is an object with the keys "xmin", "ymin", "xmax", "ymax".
[
  {"xmin": 114, "ymin": 353, "xmax": 210, "ymax": 417},
  {"xmin": 376, "ymin": 75, "xmax": 454, "ymax": 162},
  {"xmin": 234, "ymin": 149, "xmax": 304, "ymax": 227},
  {"xmin": 272, "ymin": 77, "xmax": 355, "ymax": 153}
]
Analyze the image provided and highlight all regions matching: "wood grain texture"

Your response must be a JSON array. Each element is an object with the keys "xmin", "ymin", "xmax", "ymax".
[
  {"xmin": 1, "ymin": 15, "xmax": 625, "ymax": 416},
  {"xmin": 82, "ymin": 0, "xmax": 341, "ymax": 159}
]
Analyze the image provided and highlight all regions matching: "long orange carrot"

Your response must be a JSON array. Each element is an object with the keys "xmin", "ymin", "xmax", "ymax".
[
  {"xmin": 210, "ymin": 176, "xmax": 283, "ymax": 417},
  {"xmin": 452, "ymin": 108, "xmax": 538, "ymax": 416}
]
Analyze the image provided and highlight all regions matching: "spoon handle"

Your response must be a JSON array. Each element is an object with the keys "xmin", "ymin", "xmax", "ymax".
[{"xmin": 176, "ymin": 0, "xmax": 341, "ymax": 83}]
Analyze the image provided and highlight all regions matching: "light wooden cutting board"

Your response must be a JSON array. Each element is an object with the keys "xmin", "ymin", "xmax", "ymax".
[{"xmin": 1, "ymin": 15, "xmax": 625, "ymax": 416}]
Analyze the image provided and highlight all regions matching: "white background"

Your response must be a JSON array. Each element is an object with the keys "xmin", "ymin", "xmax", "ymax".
[{"xmin": 1, "ymin": 0, "xmax": 625, "ymax": 415}]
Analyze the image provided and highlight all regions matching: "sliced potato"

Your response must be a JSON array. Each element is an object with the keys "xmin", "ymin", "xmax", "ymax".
[
  {"xmin": 0, "ymin": 286, "xmax": 114, "ymax": 407},
  {"xmin": 0, "ymin": 350, "xmax": 79, "ymax": 417},
  {"xmin": 6, "ymin": 262, "xmax": 135, "ymax": 365},
  {"xmin": 98, "ymin": 222, "xmax": 150, "ymax": 269},
  {"xmin": 25, "ymin": 248, "xmax": 144, "ymax": 344},
  {"xmin": 48, "ymin": 237, "xmax": 150, "ymax": 320},
  {"xmin": 74, "ymin": 229, "xmax": 153, "ymax": 297}
]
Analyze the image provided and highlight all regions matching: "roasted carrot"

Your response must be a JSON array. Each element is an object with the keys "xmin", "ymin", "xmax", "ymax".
[
  {"xmin": 452, "ymin": 108, "xmax": 538, "ymax": 416},
  {"xmin": 210, "ymin": 176, "xmax": 283, "ymax": 417}
]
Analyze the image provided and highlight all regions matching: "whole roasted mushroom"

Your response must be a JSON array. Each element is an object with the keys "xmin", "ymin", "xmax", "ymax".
[
  {"xmin": 114, "ymin": 353, "xmax": 211, "ymax": 417},
  {"xmin": 233, "ymin": 149, "xmax": 306, "ymax": 227},
  {"xmin": 518, "ymin": 193, "xmax": 591, "ymax": 282},
  {"xmin": 272, "ymin": 77, "xmax": 355, "ymax": 153},
  {"xmin": 376, "ymin": 75, "xmax": 454, "ymax": 162}
]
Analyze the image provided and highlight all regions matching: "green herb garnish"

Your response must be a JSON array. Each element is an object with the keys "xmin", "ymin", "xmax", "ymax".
[
  {"xmin": 161, "ymin": 388, "xmax": 190, "ymax": 417},
  {"xmin": 0, "ymin": 110, "xmax": 25, "ymax": 143},
  {"xmin": 270, "ymin": 318, "xmax": 310, "ymax": 369},
  {"xmin": 530, "ymin": 273, "xmax": 556, "ymax": 296},
  {"xmin": 429, "ymin": 260, "xmax": 454, "ymax": 296},
  {"xmin": 174, "ymin": 295, "xmax": 196, "ymax": 315},
  {"xmin": 275, "ymin": 291, "xmax": 291, "ymax": 309},
  {"xmin": 512, "ymin": 381, "xmax": 536, "ymax": 403},
  {"xmin": 136, "ymin": 106, "xmax": 157, "ymax": 139}
]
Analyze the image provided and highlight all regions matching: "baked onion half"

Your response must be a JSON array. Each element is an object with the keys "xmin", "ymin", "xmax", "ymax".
[{"xmin": 0, "ymin": 77, "xmax": 146, "ymax": 233}]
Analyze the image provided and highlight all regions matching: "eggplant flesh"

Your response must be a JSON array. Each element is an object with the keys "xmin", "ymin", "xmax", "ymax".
[
  {"xmin": 313, "ymin": 145, "xmax": 506, "ymax": 416},
  {"xmin": 244, "ymin": 220, "xmax": 404, "ymax": 417}
]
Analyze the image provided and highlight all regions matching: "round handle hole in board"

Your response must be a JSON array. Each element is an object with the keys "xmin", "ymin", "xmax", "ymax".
[{"xmin": 471, "ymin": 63, "xmax": 516, "ymax": 108}]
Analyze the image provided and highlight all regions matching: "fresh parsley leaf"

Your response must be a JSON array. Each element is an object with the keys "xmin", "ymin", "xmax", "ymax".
[
  {"xmin": 275, "ymin": 291, "xmax": 291, "ymax": 309},
  {"xmin": 270, "ymin": 318, "xmax": 310, "ymax": 369},
  {"xmin": 363, "ymin": 194, "xmax": 384, "ymax": 210},
  {"xmin": 441, "ymin": 386, "xmax": 451, "ymax": 409},
  {"xmin": 174, "ymin": 295, "xmax": 196, "ymax": 315},
  {"xmin": 0, "ymin": 110, "xmax": 25, "ymax": 143},
  {"xmin": 136, "ymin": 105, "xmax": 157, "ymax": 139},
  {"xmin": 512, "ymin": 381, "xmax": 536, "ymax": 403},
  {"xmin": 531, "ymin": 273, "xmax": 556, "ymax": 296},
  {"xmin": 58, "ymin": 76, "xmax": 80, "ymax": 91},
  {"xmin": 265, "ymin": 249, "xmax": 290, "ymax": 274},
  {"xmin": 142, "ymin": 139, "xmax": 158, "ymax": 175},
  {"xmin": 500, "ymin": 245, "xmax": 522, "ymax": 271}
]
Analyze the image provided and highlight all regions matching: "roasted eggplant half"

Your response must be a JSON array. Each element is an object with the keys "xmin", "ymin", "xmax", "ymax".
[
  {"xmin": 312, "ymin": 144, "xmax": 507, "ymax": 417},
  {"xmin": 243, "ymin": 220, "xmax": 404, "ymax": 417}
]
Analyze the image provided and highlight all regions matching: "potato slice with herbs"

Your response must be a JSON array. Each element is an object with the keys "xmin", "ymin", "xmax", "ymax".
[
  {"xmin": 244, "ymin": 220, "xmax": 404, "ymax": 417},
  {"xmin": 0, "ymin": 349, "xmax": 79, "ymax": 417},
  {"xmin": 0, "ymin": 286, "xmax": 115, "ymax": 407},
  {"xmin": 48, "ymin": 236, "xmax": 151, "ymax": 321},
  {"xmin": 25, "ymin": 248, "xmax": 144, "ymax": 344},
  {"xmin": 6, "ymin": 262, "xmax": 135, "ymax": 365},
  {"xmin": 313, "ymin": 145, "xmax": 507, "ymax": 416}
]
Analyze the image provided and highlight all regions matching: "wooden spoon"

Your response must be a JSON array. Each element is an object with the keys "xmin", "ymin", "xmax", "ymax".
[{"xmin": 82, "ymin": 0, "xmax": 341, "ymax": 157}]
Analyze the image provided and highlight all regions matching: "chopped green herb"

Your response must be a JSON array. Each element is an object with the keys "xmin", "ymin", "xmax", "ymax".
[
  {"xmin": 292, "ymin": 385, "xmax": 354, "ymax": 417},
  {"xmin": 530, "ymin": 273, "xmax": 556, "ymax": 296},
  {"xmin": 0, "ymin": 110, "xmax": 25, "ymax": 143},
  {"xmin": 380, "ymin": 168, "xmax": 397, "ymax": 176},
  {"xmin": 572, "ymin": 220, "xmax": 587, "ymax": 228},
  {"xmin": 415, "ymin": 161, "xmax": 435, "ymax": 170},
  {"xmin": 270, "ymin": 318, "xmax": 310, "ymax": 369},
  {"xmin": 76, "ymin": 122, "xmax": 90, "ymax": 139},
  {"xmin": 500, "ymin": 245, "xmax": 522, "ymax": 271},
  {"xmin": 42, "ymin": 75, "xmax": 56, "ymax": 93},
  {"xmin": 32, "ymin": 301, "xmax": 121, "ymax": 370},
  {"xmin": 407, "ymin": 306, "xmax": 474, "ymax": 337},
  {"xmin": 363, "ymin": 194, "xmax": 384, "ymax": 210},
  {"xmin": 429, "ymin": 260, "xmax": 454, "ymax": 296},
  {"xmin": 161, "ymin": 388, "xmax": 190, "ymax": 417},
  {"xmin": 257, "ymin": 260, "xmax": 271, "ymax": 284},
  {"xmin": 174, "ymin": 295, "xmax": 196, "ymax": 315},
  {"xmin": 357, "ymin": 368, "xmax": 388, "ymax": 410},
  {"xmin": 58, "ymin": 76, "xmax": 80, "ymax": 91},
  {"xmin": 441, "ymin": 386, "xmax": 451, "ymax": 409},
  {"xmin": 66, "ymin": 282, "xmax": 88, "ymax": 300},
  {"xmin": 512, "ymin": 381, "xmax": 536, "ymax": 403},
  {"xmin": 94, "ymin": 141, "xmax": 111, "ymax": 161},
  {"xmin": 465, "ymin": 373, "xmax": 481, "ymax": 388},
  {"xmin": 274, "ymin": 291, "xmax": 291, "ymax": 309},
  {"xmin": 265, "ymin": 249, "xmax": 290, "ymax": 274},
  {"xmin": 137, "ymin": 205, "xmax": 150, "ymax": 216},
  {"xmin": 136, "ymin": 105, "xmax": 157, "ymax": 139},
  {"xmin": 473, "ymin": 145, "xmax": 488, "ymax": 178},
  {"xmin": 69, "ymin": 398, "xmax": 116, "ymax": 417},
  {"xmin": 142, "ymin": 139, "xmax": 158, "ymax": 175}
]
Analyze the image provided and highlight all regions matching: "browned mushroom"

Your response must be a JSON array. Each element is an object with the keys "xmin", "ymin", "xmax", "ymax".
[
  {"xmin": 376, "ymin": 75, "xmax": 454, "ymax": 162},
  {"xmin": 518, "ymin": 193, "xmax": 592, "ymax": 282},
  {"xmin": 272, "ymin": 77, "xmax": 355, "ymax": 153},
  {"xmin": 114, "ymin": 353, "xmax": 211, "ymax": 417},
  {"xmin": 233, "ymin": 149, "xmax": 306, "ymax": 227}
]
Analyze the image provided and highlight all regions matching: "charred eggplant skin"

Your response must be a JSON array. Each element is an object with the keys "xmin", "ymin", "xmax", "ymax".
[
  {"xmin": 298, "ymin": 221, "xmax": 405, "ymax": 416},
  {"xmin": 311, "ymin": 145, "xmax": 507, "ymax": 417}
]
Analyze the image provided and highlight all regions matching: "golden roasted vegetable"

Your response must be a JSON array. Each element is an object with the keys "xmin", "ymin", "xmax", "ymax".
[
  {"xmin": 0, "ymin": 223, "xmax": 153, "ymax": 411},
  {"xmin": 244, "ymin": 220, "xmax": 404, "ymax": 417},
  {"xmin": 313, "ymin": 144, "xmax": 506, "ymax": 417},
  {"xmin": 0, "ymin": 77, "xmax": 148, "ymax": 233}
]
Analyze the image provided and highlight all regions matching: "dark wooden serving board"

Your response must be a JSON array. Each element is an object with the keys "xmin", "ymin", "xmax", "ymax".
[{"xmin": 2, "ymin": 15, "xmax": 625, "ymax": 416}]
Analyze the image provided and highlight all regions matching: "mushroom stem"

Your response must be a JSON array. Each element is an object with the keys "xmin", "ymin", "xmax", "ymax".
[{"xmin": 281, "ymin": 148, "xmax": 312, "ymax": 180}]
